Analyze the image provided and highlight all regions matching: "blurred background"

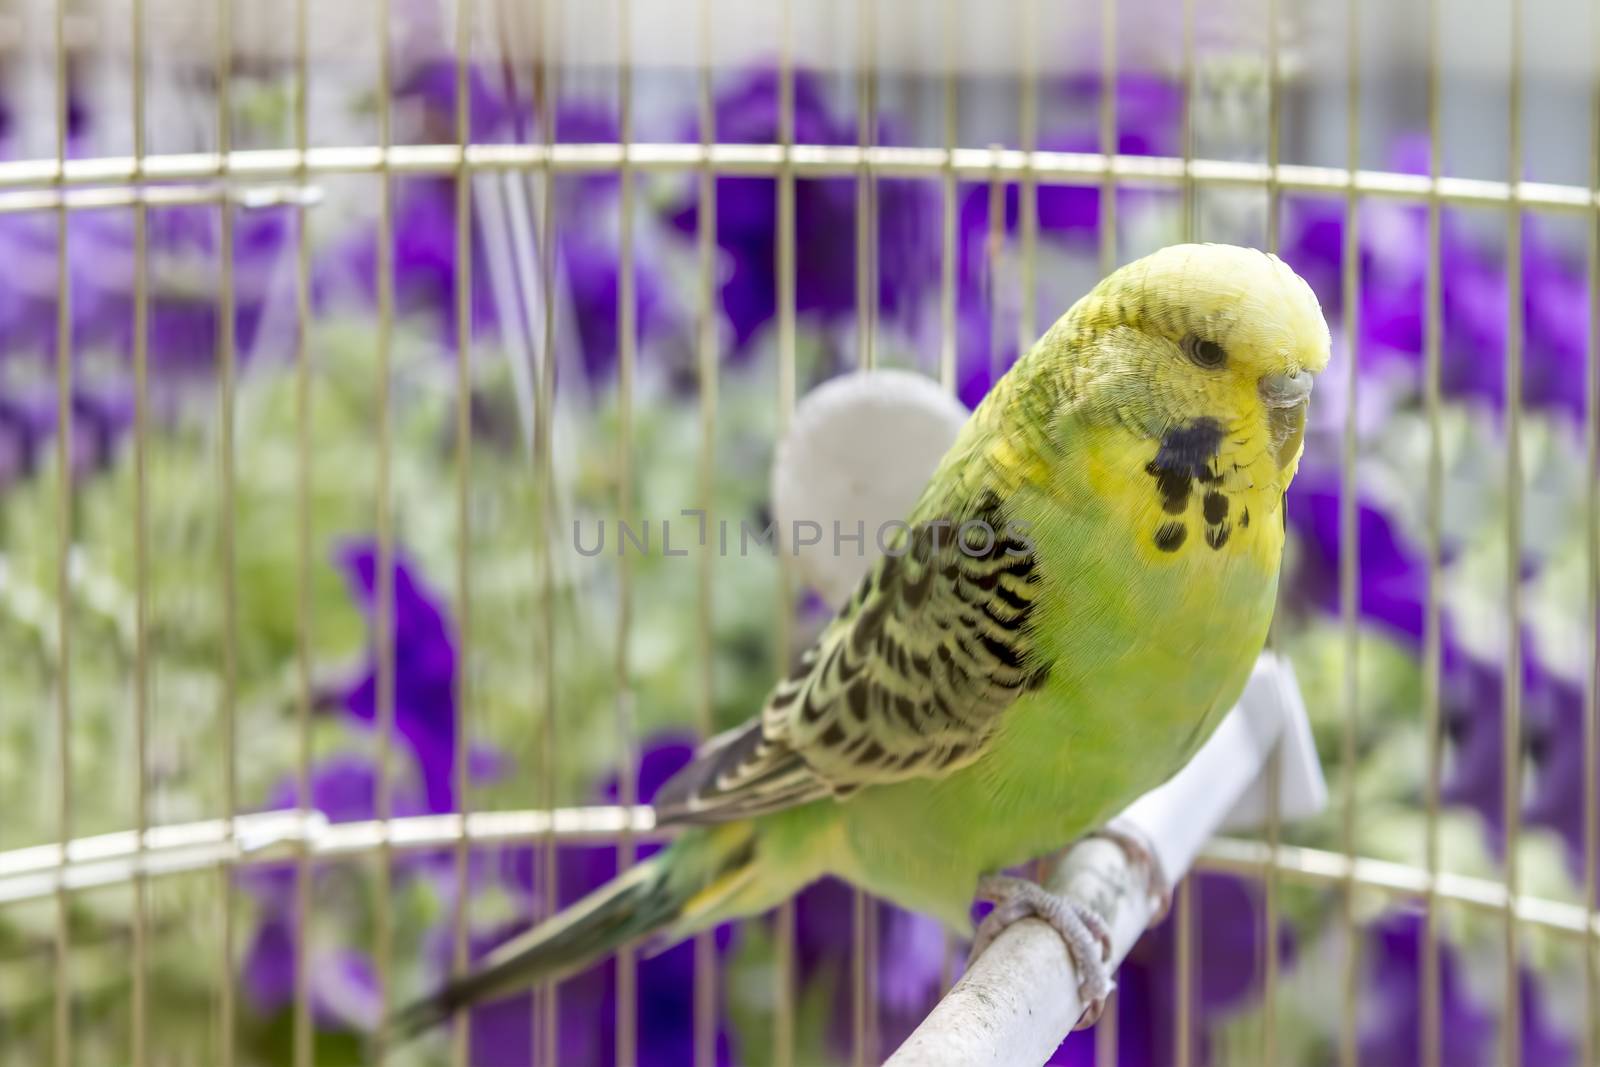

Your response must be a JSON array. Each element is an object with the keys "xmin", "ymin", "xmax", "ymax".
[{"xmin": 0, "ymin": 0, "xmax": 1596, "ymax": 1064}]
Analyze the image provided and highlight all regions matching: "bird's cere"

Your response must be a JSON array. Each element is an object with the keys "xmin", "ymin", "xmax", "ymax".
[{"xmin": 1259, "ymin": 369, "xmax": 1315, "ymax": 408}]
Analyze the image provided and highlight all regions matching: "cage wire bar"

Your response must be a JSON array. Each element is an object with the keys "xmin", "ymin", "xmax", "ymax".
[
  {"xmin": 1262, "ymin": 0, "xmax": 1289, "ymax": 1060},
  {"xmin": 774, "ymin": 1, "xmax": 799, "ymax": 1059},
  {"xmin": 5, "ymin": 0, "xmax": 1600, "ymax": 1064},
  {"xmin": 936, "ymin": 0, "xmax": 960, "ymax": 1006},
  {"xmin": 450, "ymin": 1, "xmax": 475, "ymax": 1066},
  {"xmin": 1587, "ymin": 0, "xmax": 1600, "ymax": 1058},
  {"xmin": 1174, "ymin": 3, "xmax": 1197, "ymax": 1064},
  {"xmin": 771, "ymin": 2, "xmax": 799, "ymax": 1063},
  {"xmin": 1092, "ymin": 1, "xmax": 1113, "ymax": 1059},
  {"xmin": 534, "ymin": 0, "xmax": 562, "ymax": 1057},
  {"xmin": 291, "ymin": 0, "xmax": 316, "ymax": 1061},
  {"xmin": 48, "ymin": 0, "xmax": 70, "ymax": 1058},
  {"xmin": 613, "ymin": 2, "xmax": 641, "ymax": 1061},
  {"xmin": 214, "ymin": 0, "xmax": 241, "ymax": 1058},
  {"xmin": 852, "ymin": 7, "xmax": 880, "ymax": 1054},
  {"xmin": 1505, "ymin": 0, "xmax": 1529, "ymax": 1060},
  {"xmin": 128, "ymin": 0, "xmax": 151, "ymax": 1062},
  {"xmin": 1338, "ymin": 0, "xmax": 1362, "ymax": 1063},
  {"xmin": 1422, "ymin": 0, "xmax": 1447, "ymax": 1060},
  {"xmin": 373, "ymin": 0, "xmax": 399, "ymax": 1058},
  {"xmin": 693, "ymin": 5, "xmax": 719, "ymax": 1067}
]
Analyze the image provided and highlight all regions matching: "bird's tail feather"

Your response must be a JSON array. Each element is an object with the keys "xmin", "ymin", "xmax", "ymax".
[{"xmin": 388, "ymin": 823, "xmax": 756, "ymax": 1043}]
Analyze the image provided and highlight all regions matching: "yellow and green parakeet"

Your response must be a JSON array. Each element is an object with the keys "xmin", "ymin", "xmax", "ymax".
[{"xmin": 393, "ymin": 242, "xmax": 1331, "ymax": 1037}]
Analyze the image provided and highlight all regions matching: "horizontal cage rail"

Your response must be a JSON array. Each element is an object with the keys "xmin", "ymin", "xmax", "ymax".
[
  {"xmin": 0, "ymin": 143, "xmax": 1597, "ymax": 215},
  {"xmin": 1, "ymin": 809, "xmax": 1594, "ymax": 944},
  {"xmin": 0, "ymin": 180, "xmax": 319, "ymax": 214}
]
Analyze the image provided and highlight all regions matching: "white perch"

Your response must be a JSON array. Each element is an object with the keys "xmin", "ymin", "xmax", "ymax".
[{"xmin": 885, "ymin": 651, "xmax": 1321, "ymax": 1067}]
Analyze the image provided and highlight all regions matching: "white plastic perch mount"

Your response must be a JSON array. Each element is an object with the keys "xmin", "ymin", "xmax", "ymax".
[{"xmin": 767, "ymin": 371, "xmax": 1328, "ymax": 1067}]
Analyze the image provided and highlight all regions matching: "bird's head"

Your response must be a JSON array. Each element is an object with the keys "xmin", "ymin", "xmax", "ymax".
[{"xmin": 1060, "ymin": 242, "xmax": 1331, "ymax": 490}]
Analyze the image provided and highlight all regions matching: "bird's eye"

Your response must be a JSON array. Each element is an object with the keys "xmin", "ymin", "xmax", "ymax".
[{"xmin": 1182, "ymin": 334, "xmax": 1227, "ymax": 369}]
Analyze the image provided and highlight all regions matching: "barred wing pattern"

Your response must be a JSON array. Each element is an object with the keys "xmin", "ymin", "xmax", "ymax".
[{"xmin": 655, "ymin": 501, "xmax": 1048, "ymax": 826}]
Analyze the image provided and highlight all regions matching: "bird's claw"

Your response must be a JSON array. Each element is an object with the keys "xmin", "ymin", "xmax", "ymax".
[
  {"xmin": 969, "ymin": 874, "xmax": 1114, "ymax": 1030},
  {"xmin": 1094, "ymin": 819, "xmax": 1172, "ymax": 924}
]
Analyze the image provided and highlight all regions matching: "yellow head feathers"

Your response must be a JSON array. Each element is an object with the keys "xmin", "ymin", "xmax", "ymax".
[
  {"xmin": 1046, "ymin": 243, "xmax": 1331, "ymax": 477},
  {"xmin": 1099, "ymin": 242, "xmax": 1330, "ymax": 379}
]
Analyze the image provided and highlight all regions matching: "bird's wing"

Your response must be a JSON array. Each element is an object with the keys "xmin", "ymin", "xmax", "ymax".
[{"xmin": 655, "ymin": 495, "xmax": 1048, "ymax": 825}]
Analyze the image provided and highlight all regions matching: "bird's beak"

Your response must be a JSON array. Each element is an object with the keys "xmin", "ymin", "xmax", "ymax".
[{"xmin": 1260, "ymin": 370, "xmax": 1313, "ymax": 470}]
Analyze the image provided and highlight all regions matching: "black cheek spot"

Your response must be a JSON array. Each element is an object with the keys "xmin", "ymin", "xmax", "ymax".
[
  {"xmin": 1203, "ymin": 491, "xmax": 1229, "ymax": 525},
  {"xmin": 1240, "ymin": 508, "xmax": 1251, "ymax": 528},
  {"xmin": 1154, "ymin": 523, "xmax": 1187, "ymax": 552},
  {"xmin": 1206, "ymin": 524, "xmax": 1231, "ymax": 550},
  {"xmin": 1145, "ymin": 462, "xmax": 1192, "ymax": 515}
]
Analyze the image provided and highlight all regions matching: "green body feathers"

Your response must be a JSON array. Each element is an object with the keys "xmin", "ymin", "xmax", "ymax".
[{"xmin": 392, "ymin": 243, "xmax": 1332, "ymax": 1035}]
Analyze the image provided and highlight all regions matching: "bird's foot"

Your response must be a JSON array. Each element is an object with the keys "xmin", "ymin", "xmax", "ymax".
[
  {"xmin": 969, "ymin": 874, "xmax": 1114, "ymax": 1029},
  {"xmin": 1092, "ymin": 819, "xmax": 1172, "ymax": 923}
]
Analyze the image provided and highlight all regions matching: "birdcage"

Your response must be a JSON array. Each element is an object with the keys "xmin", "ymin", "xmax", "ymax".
[{"xmin": 0, "ymin": 0, "xmax": 1597, "ymax": 1064}]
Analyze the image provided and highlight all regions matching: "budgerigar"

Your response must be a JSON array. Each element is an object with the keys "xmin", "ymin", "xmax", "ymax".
[{"xmin": 393, "ymin": 242, "xmax": 1331, "ymax": 1039}]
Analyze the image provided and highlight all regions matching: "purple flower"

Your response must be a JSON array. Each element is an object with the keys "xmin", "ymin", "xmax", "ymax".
[
  {"xmin": 394, "ymin": 58, "xmax": 520, "ymax": 143},
  {"xmin": 953, "ymin": 74, "xmax": 1182, "ymax": 408},
  {"xmin": 558, "ymin": 193, "xmax": 680, "ymax": 385},
  {"xmin": 425, "ymin": 917, "xmax": 734, "ymax": 1067},
  {"xmin": 1358, "ymin": 910, "xmax": 1574, "ymax": 1067},
  {"xmin": 319, "ymin": 98, "xmax": 677, "ymax": 382},
  {"xmin": 1433, "ymin": 639, "xmax": 1564, "ymax": 858},
  {"xmin": 0, "ymin": 203, "xmax": 293, "ymax": 368},
  {"xmin": 262, "ymin": 752, "xmax": 434, "ymax": 826},
  {"xmin": 136, "ymin": 206, "xmax": 296, "ymax": 373},
  {"xmin": 243, "ymin": 913, "xmax": 385, "ymax": 1033},
  {"xmin": 664, "ymin": 68, "xmax": 940, "ymax": 356},
  {"xmin": 784, "ymin": 872, "xmax": 965, "ymax": 1059},
  {"xmin": 1285, "ymin": 476, "xmax": 1428, "ymax": 642},
  {"xmin": 0, "ymin": 385, "xmax": 138, "ymax": 486},
  {"xmin": 1050, "ymin": 872, "xmax": 1294, "ymax": 1066},
  {"xmin": 0, "ymin": 392, "xmax": 54, "ymax": 489},
  {"xmin": 960, "ymin": 73, "xmax": 1183, "ymax": 255},
  {"xmin": 1281, "ymin": 135, "xmax": 1591, "ymax": 421},
  {"xmin": 243, "ymin": 538, "xmax": 508, "ymax": 1032},
  {"xmin": 1523, "ymin": 670, "xmax": 1595, "ymax": 890},
  {"xmin": 318, "ymin": 29, "xmax": 681, "ymax": 378},
  {"xmin": 333, "ymin": 541, "xmax": 467, "ymax": 814},
  {"xmin": 0, "ymin": 199, "xmax": 294, "ymax": 491},
  {"xmin": 1359, "ymin": 910, "xmax": 1493, "ymax": 1066},
  {"xmin": 1284, "ymin": 472, "xmax": 1553, "ymax": 856},
  {"xmin": 241, "ymin": 755, "xmax": 432, "ymax": 1028},
  {"xmin": 427, "ymin": 734, "xmax": 736, "ymax": 1066},
  {"xmin": 324, "ymin": 175, "xmax": 503, "ymax": 352},
  {"xmin": 1436, "ymin": 643, "xmax": 1516, "ymax": 852},
  {"xmin": 789, "ymin": 870, "xmax": 1283, "ymax": 1065}
]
